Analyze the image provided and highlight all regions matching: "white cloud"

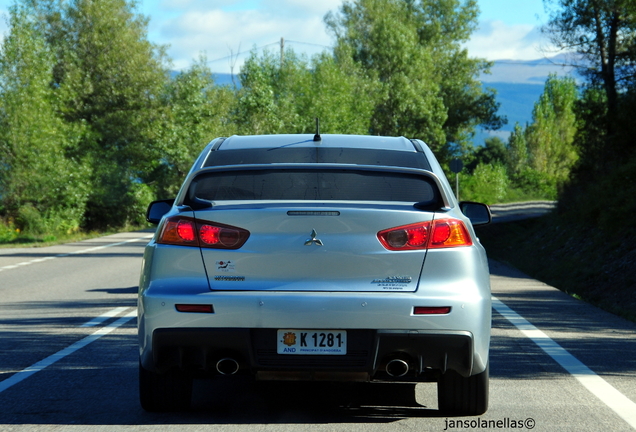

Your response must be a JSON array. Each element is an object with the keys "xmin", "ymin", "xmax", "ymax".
[
  {"xmin": 260, "ymin": 0, "xmax": 343, "ymax": 16},
  {"xmin": 149, "ymin": 4, "xmax": 562, "ymax": 73},
  {"xmin": 465, "ymin": 20, "xmax": 558, "ymax": 61},
  {"xmin": 155, "ymin": 2, "xmax": 340, "ymax": 72}
]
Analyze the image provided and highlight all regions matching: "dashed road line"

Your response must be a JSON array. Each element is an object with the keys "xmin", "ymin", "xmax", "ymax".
[
  {"xmin": 81, "ymin": 306, "xmax": 131, "ymax": 328},
  {"xmin": 0, "ymin": 234, "xmax": 154, "ymax": 273}
]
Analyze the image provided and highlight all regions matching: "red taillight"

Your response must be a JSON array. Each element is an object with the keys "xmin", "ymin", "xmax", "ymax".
[
  {"xmin": 158, "ymin": 216, "xmax": 249, "ymax": 249},
  {"xmin": 160, "ymin": 219, "xmax": 198, "ymax": 245},
  {"xmin": 175, "ymin": 304, "xmax": 214, "ymax": 313},
  {"xmin": 199, "ymin": 225, "xmax": 221, "ymax": 245},
  {"xmin": 380, "ymin": 224, "xmax": 429, "ymax": 250},
  {"xmin": 429, "ymin": 219, "xmax": 472, "ymax": 248},
  {"xmin": 413, "ymin": 306, "xmax": 451, "ymax": 315},
  {"xmin": 177, "ymin": 220, "xmax": 196, "ymax": 242},
  {"xmin": 199, "ymin": 224, "xmax": 241, "ymax": 247},
  {"xmin": 377, "ymin": 219, "xmax": 472, "ymax": 251}
]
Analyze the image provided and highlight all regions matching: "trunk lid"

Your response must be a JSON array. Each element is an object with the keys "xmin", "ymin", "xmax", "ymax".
[{"xmin": 195, "ymin": 204, "xmax": 432, "ymax": 292}]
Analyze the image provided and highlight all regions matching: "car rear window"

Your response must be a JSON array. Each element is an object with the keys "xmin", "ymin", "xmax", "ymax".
[
  {"xmin": 203, "ymin": 148, "xmax": 432, "ymax": 170},
  {"xmin": 188, "ymin": 169, "xmax": 439, "ymax": 205}
]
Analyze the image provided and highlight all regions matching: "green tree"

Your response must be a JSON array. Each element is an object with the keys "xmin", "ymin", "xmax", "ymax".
[
  {"xmin": 460, "ymin": 163, "xmax": 509, "ymax": 204},
  {"xmin": 0, "ymin": 4, "xmax": 89, "ymax": 233},
  {"xmin": 543, "ymin": 0, "xmax": 636, "ymax": 231},
  {"xmin": 525, "ymin": 74, "xmax": 579, "ymax": 187},
  {"xmin": 506, "ymin": 123, "xmax": 529, "ymax": 178},
  {"xmin": 49, "ymin": 0, "xmax": 170, "ymax": 229},
  {"xmin": 325, "ymin": 0, "xmax": 504, "ymax": 160},
  {"xmin": 153, "ymin": 58, "xmax": 236, "ymax": 197},
  {"xmin": 236, "ymin": 47, "xmax": 377, "ymax": 136},
  {"xmin": 325, "ymin": 0, "xmax": 446, "ymax": 146},
  {"xmin": 544, "ymin": 0, "xmax": 636, "ymax": 122},
  {"xmin": 299, "ymin": 49, "xmax": 377, "ymax": 134},
  {"xmin": 468, "ymin": 136, "xmax": 507, "ymax": 172},
  {"xmin": 235, "ymin": 50, "xmax": 307, "ymax": 135}
]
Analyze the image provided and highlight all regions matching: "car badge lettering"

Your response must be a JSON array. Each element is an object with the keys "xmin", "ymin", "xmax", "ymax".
[
  {"xmin": 371, "ymin": 276, "xmax": 412, "ymax": 284},
  {"xmin": 372, "ymin": 276, "xmax": 412, "ymax": 290},
  {"xmin": 304, "ymin": 229, "xmax": 324, "ymax": 246},
  {"xmin": 213, "ymin": 276, "xmax": 245, "ymax": 281}
]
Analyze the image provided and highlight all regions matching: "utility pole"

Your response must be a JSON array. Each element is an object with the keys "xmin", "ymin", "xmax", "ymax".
[{"xmin": 280, "ymin": 37, "xmax": 285, "ymax": 69}]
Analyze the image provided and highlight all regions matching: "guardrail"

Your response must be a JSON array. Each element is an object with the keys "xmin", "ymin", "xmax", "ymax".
[{"xmin": 489, "ymin": 201, "xmax": 556, "ymax": 222}]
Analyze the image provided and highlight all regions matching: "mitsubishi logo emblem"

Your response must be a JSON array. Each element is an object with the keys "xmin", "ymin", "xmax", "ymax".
[{"xmin": 304, "ymin": 229, "xmax": 324, "ymax": 246}]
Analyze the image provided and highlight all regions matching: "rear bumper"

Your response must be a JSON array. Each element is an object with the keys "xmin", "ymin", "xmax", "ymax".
[
  {"xmin": 138, "ymin": 287, "xmax": 491, "ymax": 379},
  {"xmin": 141, "ymin": 327, "xmax": 475, "ymax": 381}
]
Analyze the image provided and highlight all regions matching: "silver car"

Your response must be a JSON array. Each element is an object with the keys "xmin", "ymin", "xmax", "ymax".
[{"xmin": 138, "ymin": 133, "xmax": 492, "ymax": 414}]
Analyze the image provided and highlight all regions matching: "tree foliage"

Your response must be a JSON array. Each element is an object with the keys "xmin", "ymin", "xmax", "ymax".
[
  {"xmin": 460, "ymin": 163, "xmax": 509, "ymax": 204},
  {"xmin": 154, "ymin": 58, "xmax": 236, "ymax": 197},
  {"xmin": 0, "ymin": 3, "xmax": 89, "ymax": 233},
  {"xmin": 543, "ymin": 0, "xmax": 636, "ymax": 232},
  {"xmin": 544, "ymin": 0, "xmax": 636, "ymax": 117},
  {"xmin": 236, "ymin": 47, "xmax": 377, "ymax": 136},
  {"xmin": 544, "ymin": 0, "xmax": 636, "ymax": 166},
  {"xmin": 506, "ymin": 123, "xmax": 529, "ymax": 178},
  {"xmin": 57, "ymin": 0, "xmax": 170, "ymax": 229},
  {"xmin": 525, "ymin": 74, "xmax": 579, "ymax": 186},
  {"xmin": 326, "ymin": 0, "xmax": 504, "ymax": 160},
  {"xmin": 0, "ymin": 0, "xmax": 526, "ymax": 237},
  {"xmin": 463, "ymin": 75, "xmax": 580, "ymax": 203}
]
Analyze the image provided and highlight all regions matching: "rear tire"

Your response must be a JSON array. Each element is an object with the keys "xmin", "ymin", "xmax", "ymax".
[
  {"xmin": 139, "ymin": 361, "xmax": 193, "ymax": 412},
  {"xmin": 437, "ymin": 364, "xmax": 489, "ymax": 416}
]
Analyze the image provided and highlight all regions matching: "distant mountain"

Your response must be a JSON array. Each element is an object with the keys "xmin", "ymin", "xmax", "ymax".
[
  {"xmin": 474, "ymin": 54, "xmax": 580, "ymax": 145},
  {"xmin": 482, "ymin": 53, "xmax": 578, "ymax": 85},
  {"xmin": 212, "ymin": 73, "xmax": 237, "ymax": 87}
]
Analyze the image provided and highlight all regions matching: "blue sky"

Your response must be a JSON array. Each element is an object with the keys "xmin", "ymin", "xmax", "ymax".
[{"xmin": 0, "ymin": 0, "xmax": 557, "ymax": 73}]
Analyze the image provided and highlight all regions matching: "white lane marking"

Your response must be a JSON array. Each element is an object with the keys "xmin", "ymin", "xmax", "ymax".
[
  {"xmin": 0, "ymin": 310, "xmax": 137, "ymax": 394},
  {"xmin": 492, "ymin": 296, "xmax": 636, "ymax": 429},
  {"xmin": 80, "ymin": 306, "xmax": 130, "ymax": 328},
  {"xmin": 0, "ymin": 234, "xmax": 154, "ymax": 273}
]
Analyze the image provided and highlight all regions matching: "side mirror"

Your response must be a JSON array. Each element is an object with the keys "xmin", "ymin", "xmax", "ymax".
[
  {"xmin": 459, "ymin": 201, "xmax": 491, "ymax": 226},
  {"xmin": 146, "ymin": 199, "xmax": 175, "ymax": 224}
]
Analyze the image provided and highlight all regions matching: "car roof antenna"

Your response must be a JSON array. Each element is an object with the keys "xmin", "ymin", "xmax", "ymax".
[{"xmin": 313, "ymin": 118, "xmax": 321, "ymax": 142}]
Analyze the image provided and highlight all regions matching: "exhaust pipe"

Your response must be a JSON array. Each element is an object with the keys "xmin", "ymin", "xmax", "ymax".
[
  {"xmin": 216, "ymin": 358, "xmax": 240, "ymax": 375},
  {"xmin": 386, "ymin": 359, "xmax": 409, "ymax": 377}
]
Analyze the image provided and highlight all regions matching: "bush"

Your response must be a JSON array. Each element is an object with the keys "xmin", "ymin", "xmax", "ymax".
[
  {"xmin": 559, "ymin": 157, "xmax": 636, "ymax": 233},
  {"xmin": 512, "ymin": 168, "xmax": 558, "ymax": 200},
  {"xmin": 460, "ymin": 163, "xmax": 509, "ymax": 204},
  {"xmin": 15, "ymin": 204, "xmax": 47, "ymax": 235},
  {"xmin": 0, "ymin": 219, "xmax": 19, "ymax": 243}
]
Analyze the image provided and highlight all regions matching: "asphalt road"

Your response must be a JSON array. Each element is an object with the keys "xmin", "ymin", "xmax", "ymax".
[
  {"xmin": 489, "ymin": 201, "xmax": 557, "ymax": 223},
  {"xmin": 1, "ymin": 231, "xmax": 635, "ymax": 431}
]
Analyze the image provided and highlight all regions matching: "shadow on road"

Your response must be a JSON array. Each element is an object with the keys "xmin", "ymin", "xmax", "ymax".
[{"xmin": 184, "ymin": 378, "xmax": 441, "ymax": 423}]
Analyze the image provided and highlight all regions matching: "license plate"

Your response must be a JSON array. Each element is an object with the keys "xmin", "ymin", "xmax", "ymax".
[{"xmin": 277, "ymin": 330, "xmax": 347, "ymax": 355}]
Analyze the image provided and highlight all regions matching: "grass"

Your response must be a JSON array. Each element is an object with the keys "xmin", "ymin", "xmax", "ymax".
[
  {"xmin": 0, "ymin": 224, "xmax": 151, "ymax": 248},
  {"xmin": 476, "ymin": 214, "xmax": 636, "ymax": 323}
]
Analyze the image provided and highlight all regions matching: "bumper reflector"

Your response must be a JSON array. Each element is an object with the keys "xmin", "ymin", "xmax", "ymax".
[
  {"xmin": 175, "ymin": 304, "xmax": 214, "ymax": 313},
  {"xmin": 413, "ymin": 306, "xmax": 451, "ymax": 315}
]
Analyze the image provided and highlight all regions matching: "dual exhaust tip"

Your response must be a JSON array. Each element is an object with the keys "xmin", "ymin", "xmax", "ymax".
[
  {"xmin": 216, "ymin": 358, "xmax": 240, "ymax": 375},
  {"xmin": 216, "ymin": 356, "xmax": 411, "ymax": 377},
  {"xmin": 385, "ymin": 358, "xmax": 410, "ymax": 377}
]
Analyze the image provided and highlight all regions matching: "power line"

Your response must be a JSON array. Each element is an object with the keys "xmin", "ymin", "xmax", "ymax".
[
  {"xmin": 285, "ymin": 40, "xmax": 331, "ymax": 49},
  {"xmin": 206, "ymin": 39, "xmax": 331, "ymax": 64},
  {"xmin": 207, "ymin": 42, "xmax": 279, "ymax": 64}
]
